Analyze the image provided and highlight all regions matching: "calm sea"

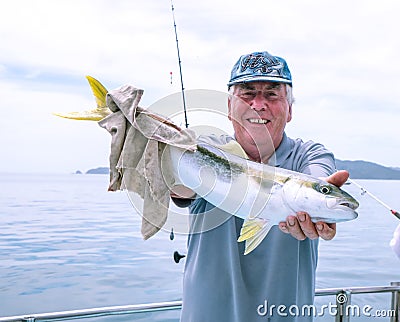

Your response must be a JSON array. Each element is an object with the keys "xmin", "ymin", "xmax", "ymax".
[{"xmin": 0, "ymin": 173, "xmax": 399, "ymax": 321}]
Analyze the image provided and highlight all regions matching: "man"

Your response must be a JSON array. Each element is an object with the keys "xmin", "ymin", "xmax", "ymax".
[{"xmin": 173, "ymin": 51, "xmax": 349, "ymax": 321}]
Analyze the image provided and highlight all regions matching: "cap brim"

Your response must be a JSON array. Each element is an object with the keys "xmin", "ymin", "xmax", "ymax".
[{"xmin": 228, "ymin": 75, "xmax": 292, "ymax": 86}]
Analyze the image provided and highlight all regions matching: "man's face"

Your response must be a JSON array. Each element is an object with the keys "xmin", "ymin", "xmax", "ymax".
[{"xmin": 228, "ymin": 81, "xmax": 292, "ymax": 151}]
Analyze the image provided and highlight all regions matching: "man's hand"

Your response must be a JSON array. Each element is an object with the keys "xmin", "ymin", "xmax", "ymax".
[{"xmin": 278, "ymin": 170, "xmax": 349, "ymax": 241}]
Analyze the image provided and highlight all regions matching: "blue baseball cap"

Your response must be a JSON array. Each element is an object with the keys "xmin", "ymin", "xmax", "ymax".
[{"xmin": 228, "ymin": 51, "xmax": 292, "ymax": 87}]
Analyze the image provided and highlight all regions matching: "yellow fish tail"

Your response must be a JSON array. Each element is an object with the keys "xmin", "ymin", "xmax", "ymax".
[{"xmin": 53, "ymin": 76, "xmax": 111, "ymax": 121}]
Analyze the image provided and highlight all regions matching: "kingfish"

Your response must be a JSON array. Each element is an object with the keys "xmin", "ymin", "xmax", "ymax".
[
  {"xmin": 55, "ymin": 76, "xmax": 359, "ymax": 255},
  {"xmin": 169, "ymin": 143, "xmax": 358, "ymax": 254}
]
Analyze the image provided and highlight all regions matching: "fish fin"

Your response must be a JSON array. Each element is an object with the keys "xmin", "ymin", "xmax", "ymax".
[
  {"xmin": 52, "ymin": 76, "xmax": 111, "ymax": 121},
  {"xmin": 237, "ymin": 217, "xmax": 264, "ymax": 242},
  {"xmin": 237, "ymin": 217, "xmax": 272, "ymax": 255},
  {"xmin": 217, "ymin": 140, "xmax": 249, "ymax": 159}
]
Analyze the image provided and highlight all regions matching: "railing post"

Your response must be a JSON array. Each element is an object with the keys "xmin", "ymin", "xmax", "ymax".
[
  {"xmin": 391, "ymin": 282, "xmax": 400, "ymax": 322},
  {"xmin": 335, "ymin": 290, "xmax": 351, "ymax": 322}
]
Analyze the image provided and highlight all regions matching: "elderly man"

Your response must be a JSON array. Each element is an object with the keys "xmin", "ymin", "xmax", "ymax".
[{"xmin": 173, "ymin": 51, "xmax": 348, "ymax": 322}]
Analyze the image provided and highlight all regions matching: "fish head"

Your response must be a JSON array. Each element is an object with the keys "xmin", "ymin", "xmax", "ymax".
[{"xmin": 282, "ymin": 177, "xmax": 359, "ymax": 223}]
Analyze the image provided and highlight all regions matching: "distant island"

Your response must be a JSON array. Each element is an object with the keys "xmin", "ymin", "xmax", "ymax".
[
  {"xmin": 85, "ymin": 167, "xmax": 109, "ymax": 174},
  {"xmin": 80, "ymin": 160, "xmax": 400, "ymax": 180}
]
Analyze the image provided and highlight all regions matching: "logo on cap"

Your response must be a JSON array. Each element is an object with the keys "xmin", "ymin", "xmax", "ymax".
[{"xmin": 241, "ymin": 53, "xmax": 284, "ymax": 76}]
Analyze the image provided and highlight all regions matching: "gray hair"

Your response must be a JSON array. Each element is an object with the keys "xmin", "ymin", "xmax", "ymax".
[{"xmin": 228, "ymin": 84, "xmax": 295, "ymax": 106}]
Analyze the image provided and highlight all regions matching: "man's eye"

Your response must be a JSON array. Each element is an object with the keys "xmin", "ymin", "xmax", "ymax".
[{"xmin": 241, "ymin": 91, "xmax": 256, "ymax": 98}]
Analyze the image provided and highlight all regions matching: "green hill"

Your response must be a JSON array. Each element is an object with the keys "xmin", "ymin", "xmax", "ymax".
[{"xmin": 336, "ymin": 160, "xmax": 400, "ymax": 180}]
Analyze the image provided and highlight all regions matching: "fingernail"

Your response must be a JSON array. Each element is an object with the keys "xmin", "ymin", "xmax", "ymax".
[
  {"xmin": 298, "ymin": 213, "xmax": 306, "ymax": 222},
  {"xmin": 288, "ymin": 217, "xmax": 296, "ymax": 226},
  {"xmin": 280, "ymin": 224, "xmax": 287, "ymax": 231},
  {"xmin": 316, "ymin": 224, "xmax": 323, "ymax": 231}
]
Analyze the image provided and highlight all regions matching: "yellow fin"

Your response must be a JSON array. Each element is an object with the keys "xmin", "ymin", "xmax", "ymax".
[
  {"xmin": 53, "ymin": 75, "xmax": 111, "ymax": 121},
  {"xmin": 238, "ymin": 217, "xmax": 272, "ymax": 255},
  {"xmin": 217, "ymin": 140, "xmax": 249, "ymax": 159},
  {"xmin": 237, "ymin": 218, "xmax": 264, "ymax": 242}
]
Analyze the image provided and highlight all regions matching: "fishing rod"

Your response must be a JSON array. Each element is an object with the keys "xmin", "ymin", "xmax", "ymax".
[
  {"xmin": 169, "ymin": 0, "xmax": 189, "ymax": 247},
  {"xmin": 170, "ymin": 0, "xmax": 189, "ymax": 129},
  {"xmin": 348, "ymin": 177, "xmax": 400, "ymax": 220}
]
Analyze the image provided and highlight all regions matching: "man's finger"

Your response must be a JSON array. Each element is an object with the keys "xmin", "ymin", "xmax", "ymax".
[
  {"xmin": 316, "ymin": 222, "xmax": 336, "ymax": 240},
  {"xmin": 284, "ymin": 216, "xmax": 307, "ymax": 240},
  {"xmin": 297, "ymin": 212, "xmax": 319, "ymax": 240},
  {"xmin": 325, "ymin": 170, "xmax": 349, "ymax": 187}
]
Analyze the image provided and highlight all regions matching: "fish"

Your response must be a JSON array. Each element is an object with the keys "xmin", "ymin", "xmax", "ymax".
[
  {"xmin": 55, "ymin": 76, "xmax": 359, "ymax": 255},
  {"xmin": 169, "ymin": 142, "xmax": 359, "ymax": 254}
]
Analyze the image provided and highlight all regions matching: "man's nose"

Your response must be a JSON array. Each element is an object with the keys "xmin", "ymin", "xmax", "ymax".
[{"xmin": 250, "ymin": 93, "xmax": 267, "ymax": 111}]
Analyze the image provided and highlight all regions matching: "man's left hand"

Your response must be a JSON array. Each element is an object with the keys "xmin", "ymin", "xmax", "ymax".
[{"xmin": 278, "ymin": 170, "xmax": 349, "ymax": 241}]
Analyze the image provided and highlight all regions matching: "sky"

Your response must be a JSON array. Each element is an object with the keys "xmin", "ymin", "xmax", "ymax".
[{"xmin": 1, "ymin": 0, "xmax": 400, "ymax": 174}]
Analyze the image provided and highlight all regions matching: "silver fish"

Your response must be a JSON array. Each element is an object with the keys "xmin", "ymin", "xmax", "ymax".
[{"xmin": 169, "ymin": 142, "xmax": 359, "ymax": 255}]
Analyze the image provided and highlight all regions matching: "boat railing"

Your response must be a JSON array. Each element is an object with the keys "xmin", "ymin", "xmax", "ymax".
[
  {"xmin": 0, "ymin": 282, "xmax": 399, "ymax": 322},
  {"xmin": 315, "ymin": 281, "xmax": 400, "ymax": 322}
]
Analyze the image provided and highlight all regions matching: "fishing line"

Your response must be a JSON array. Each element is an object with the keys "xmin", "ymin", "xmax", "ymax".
[
  {"xmin": 348, "ymin": 177, "xmax": 400, "ymax": 220},
  {"xmin": 170, "ymin": 0, "xmax": 189, "ymax": 128}
]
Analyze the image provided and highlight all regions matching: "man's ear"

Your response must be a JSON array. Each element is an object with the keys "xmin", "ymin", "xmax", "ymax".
[
  {"xmin": 227, "ymin": 96, "xmax": 232, "ymax": 121},
  {"xmin": 287, "ymin": 104, "xmax": 292, "ymax": 123}
]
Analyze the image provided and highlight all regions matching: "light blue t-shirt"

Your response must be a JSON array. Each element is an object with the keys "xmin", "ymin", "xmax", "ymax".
[{"xmin": 178, "ymin": 133, "xmax": 336, "ymax": 322}]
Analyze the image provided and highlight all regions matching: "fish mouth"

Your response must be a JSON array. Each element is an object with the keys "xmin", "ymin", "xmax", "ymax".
[
  {"xmin": 338, "ymin": 201, "xmax": 358, "ymax": 210},
  {"xmin": 313, "ymin": 199, "xmax": 359, "ymax": 223},
  {"xmin": 327, "ymin": 198, "xmax": 359, "ymax": 211}
]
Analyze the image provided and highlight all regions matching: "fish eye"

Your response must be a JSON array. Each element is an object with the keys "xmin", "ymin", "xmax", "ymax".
[{"xmin": 319, "ymin": 185, "xmax": 331, "ymax": 194}]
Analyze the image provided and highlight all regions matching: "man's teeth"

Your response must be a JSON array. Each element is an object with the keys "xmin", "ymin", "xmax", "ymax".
[{"xmin": 249, "ymin": 118, "xmax": 269, "ymax": 124}]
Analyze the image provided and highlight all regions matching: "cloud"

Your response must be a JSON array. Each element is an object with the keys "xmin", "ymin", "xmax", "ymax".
[{"xmin": 0, "ymin": 0, "xmax": 399, "ymax": 172}]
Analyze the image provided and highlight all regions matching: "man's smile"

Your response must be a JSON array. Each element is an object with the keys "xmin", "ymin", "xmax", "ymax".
[{"xmin": 248, "ymin": 118, "xmax": 270, "ymax": 124}]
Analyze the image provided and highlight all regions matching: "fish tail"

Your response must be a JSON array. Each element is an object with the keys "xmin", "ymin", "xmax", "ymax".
[
  {"xmin": 53, "ymin": 76, "xmax": 111, "ymax": 121},
  {"xmin": 85, "ymin": 75, "xmax": 108, "ymax": 110},
  {"xmin": 238, "ymin": 217, "xmax": 272, "ymax": 255}
]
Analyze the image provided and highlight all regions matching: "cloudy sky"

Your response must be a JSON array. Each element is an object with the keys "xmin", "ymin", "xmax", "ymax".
[{"xmin": 1, "ymin": 0, "xmax": 399, "ymax": 174}]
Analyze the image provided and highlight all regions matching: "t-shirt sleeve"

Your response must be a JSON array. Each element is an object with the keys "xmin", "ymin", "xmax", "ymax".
[{"xmin": 295, "ymin": 141, "xmax": 336, "ymax": 177}]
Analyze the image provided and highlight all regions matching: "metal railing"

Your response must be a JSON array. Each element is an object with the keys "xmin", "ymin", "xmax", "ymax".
[
  {"xmin": 315, "ymin": 281, "xmax": 400, "ymax": 322},
  {"xmin": 0, "ymin": 301, "xmax": 182, "ymax": 322},
  {"xmin": 0, "ymin": 282, "xmax": 399, "ymax": 322}
]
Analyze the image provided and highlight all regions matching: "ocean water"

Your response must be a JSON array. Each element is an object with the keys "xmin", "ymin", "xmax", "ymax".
[{"xmin": 0, "ymin": 173, "xmax": 399, "ymax": 321}]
